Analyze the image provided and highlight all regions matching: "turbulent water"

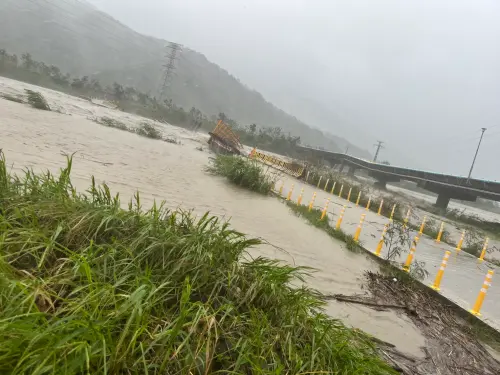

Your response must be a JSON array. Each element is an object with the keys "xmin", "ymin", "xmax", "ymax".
[{"xmin": 0, "ymin": 76, "xmax": 429, "ymax": 356}]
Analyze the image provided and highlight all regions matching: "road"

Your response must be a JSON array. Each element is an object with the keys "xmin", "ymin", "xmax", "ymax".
[{"xmin": 276, "ymin": 175, "xmax": 500, "ymax": 331}]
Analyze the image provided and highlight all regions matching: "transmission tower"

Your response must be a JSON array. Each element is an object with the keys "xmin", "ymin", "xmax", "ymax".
[
  {"xmin": 159, "ymin": 42, "xmax": 183, "ymax": 101},
  {"xmin": 373, "ymin": 140, "xmax": 384, "ymax": 162}
]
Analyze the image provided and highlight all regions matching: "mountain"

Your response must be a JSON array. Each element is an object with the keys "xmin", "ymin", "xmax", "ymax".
[{"xmin": 0, "ymin": 0, "xmax": 371, "ymax": 158}]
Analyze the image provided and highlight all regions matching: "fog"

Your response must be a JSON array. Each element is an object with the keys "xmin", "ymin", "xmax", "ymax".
[{"xmin": 87, "ymin": 0, "xmax": 500, "ymax": 180}]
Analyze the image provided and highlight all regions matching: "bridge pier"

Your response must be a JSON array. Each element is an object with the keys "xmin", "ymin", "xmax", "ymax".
[
  {"xmin": 369, "ymin": 171, "xmax": 399, "ymax": 190},
  {"xmin": 418, "ymin": 182, "xmax": 477, "ymax": 210},
  {"xmin": 435, "ymin": 193, "xmax": 451, "ymax": 209}
]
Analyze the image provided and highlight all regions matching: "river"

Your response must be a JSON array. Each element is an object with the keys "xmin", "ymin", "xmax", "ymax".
[{"xmin": 0, "ymin": 76, "xmax": 427, "ymax": 357}]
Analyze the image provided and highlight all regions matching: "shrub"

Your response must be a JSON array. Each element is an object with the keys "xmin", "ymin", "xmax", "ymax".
[
  {"xmin": 98, "ymin": 116, "xmax": 129, "ymax": 131},
  {"xmin": 135, "ymin": 122, "xmax": 162, "ymax": 139},
  {"xmin": 24, "ymin": 89, "xmax": 51, "ymax": 110}
]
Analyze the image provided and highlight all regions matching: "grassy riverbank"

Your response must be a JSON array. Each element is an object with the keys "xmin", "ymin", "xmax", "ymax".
[
  {"xmin": 207, "ymin": 154, "xmax": 276, "ymax": 194},
  {"xmin": 0, "ymin": 153, "xmax": 396, "ymax": 374}
]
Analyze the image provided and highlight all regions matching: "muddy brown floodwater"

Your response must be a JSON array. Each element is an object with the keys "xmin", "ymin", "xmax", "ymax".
[{"xmin": 0, "ymin": 77, "xmax": 427, "ymax": 358}]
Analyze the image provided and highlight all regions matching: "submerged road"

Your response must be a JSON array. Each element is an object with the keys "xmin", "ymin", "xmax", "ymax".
[{"xmin": 276, "ymin": 175, "xmax": 500, "ymax": 331}]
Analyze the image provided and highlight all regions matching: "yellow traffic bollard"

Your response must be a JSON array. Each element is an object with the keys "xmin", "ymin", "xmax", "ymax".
[
  {"xmin": 320, "ymin": 198, "xmax": 331, "ymax": 220},
  {"xmin": 365, "ymin": 196, "xmax": 372, "ymax": 211},
  {"xmin": 389, "ymin": 203, "xmax": 396, "ymax": 222},
  {"xmin": 470, "ymin": 270, "xmax": 494, "ymax": 316},
  {"xmin": 286, "ymin": 184, "xmax": 294, "ymax": 201},
  {"xmin": 353, "ymin": 213, "xmax": 366, "ymax": 242},
  {"xmin": 479, "ymin": 237, "xmax": 489, "ymax": 262},
  {"xmin": 297, "ymin": 187, "xmax": 305, "ymax": 206},
  {"xmin": 402, "ymin": 236, "xmax": 419, "ymax": 272},
  {"xmin": 308, "ymin": 192, "xmax": 317, "ymax": 212},
  {"xmin": 356, "ymin": 191, "xmax": 361, "ymax": 206},
  {"xmin": 317, "ymin": 176, "xmax": 323, "ymax": 188},
  {"xmin": 335, "ymin": 205, "xmax": 347, "ymax": 230},
  {"xmin": 418, "ymin": 215, "xmax": 427, "ymax": 235},
  {"xmin": 338, "ymin": 184, "xmax": 344, "ymax": 198},
  {"xmin": 330, "ymin": 181, "xmax": 336, "ymax": 195},
  {"xmin": 456, "ymin": 230, "xmax": 465, "ymax": 253},
  {"xmin": 347, "ymin": 187, "xmax": 352, "ymax": 202},
  {"xmin": 403, "ymin": 208, "xmax": 411, "ymax": 228},
  {"xmin": 435, "ymin": 221, "xmax": 445, "ymax": 243},
  {"xmin": 377, "ymin": 199, "xmax": 384, "ymax": 216},
  {"xmin": 430, "ymin": 251, "xmax": 451, "ymax": 291},
  {"xmin": 324, "ymin": 178, "xmax": 330, "ymax": 191},
  {"xmin": 278, "ymin": 180, "xmax": 284, "ymax": 196},
  {"xmin": 374, "ymin": 224, "xmax": 388, "ymax": 256}
]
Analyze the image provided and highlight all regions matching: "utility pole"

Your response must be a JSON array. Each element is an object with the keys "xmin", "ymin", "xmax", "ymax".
[
  {"xmin": 159, "ymin": 42, "xmax": 183, "ymax": 102},
  {"xmin": 467, "ymin": 127, "xmax": 487, "ymax": 181},
  {"xmin": 373, "ymin": 140, "xmax": 384, "ymax": 162}
]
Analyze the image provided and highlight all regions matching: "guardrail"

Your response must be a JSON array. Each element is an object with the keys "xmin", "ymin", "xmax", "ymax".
[{"xmin": 249, "ymin": 148, "xmax": 305, "ymax": 178}]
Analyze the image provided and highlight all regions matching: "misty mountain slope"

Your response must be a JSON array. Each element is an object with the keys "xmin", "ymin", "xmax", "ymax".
[{"xmin": 0, "ymin": 0, "xmax": 370, "ymax": 157}]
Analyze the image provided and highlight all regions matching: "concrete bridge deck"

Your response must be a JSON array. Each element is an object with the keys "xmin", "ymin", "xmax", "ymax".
[{"xmin": 296, "ymin": 145, "xmax": 500, "ymax": 209}]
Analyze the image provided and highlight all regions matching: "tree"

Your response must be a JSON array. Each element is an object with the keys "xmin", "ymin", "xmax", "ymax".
[
  {"xmin": 249, "ymin": 123, "xmax": 257, "ymax": 134},
  {"xmin": 112, "ymin": 82, "xmax": 125, "ymax": 100},
  {"xmin": 218, "ymin": 112, "xmax": 227, "ymax": 122},
  {"xmin": 21, "ymin": 53, "xmax": 34, "ymax": 70}
]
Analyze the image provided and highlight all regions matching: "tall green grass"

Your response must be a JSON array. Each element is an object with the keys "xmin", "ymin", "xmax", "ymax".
[
  {"xmin": 207, "ymin": 154, "xmax": 276, "ymax": 195},
  {"xmin": 0, "ymin": 152, "xmax": 395, "ymax": 374}
]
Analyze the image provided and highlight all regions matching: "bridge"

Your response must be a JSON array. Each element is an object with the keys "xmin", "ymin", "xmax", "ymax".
[{"xmin": 295, "ymin": 145, "xmax": 500, "ymax": 209}]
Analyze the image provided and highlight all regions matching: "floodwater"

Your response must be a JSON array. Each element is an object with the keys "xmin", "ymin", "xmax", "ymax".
[
  {"xmin": 274, "ymin": 175, "xmax": 500, "ymax": 331},
  {"xmin": 331, "ymin": 173, "xmax": 500, "ymax": 261},
  {"xmin": 0, "ymin": 77, "xmax": 426, "ymax": 356}
]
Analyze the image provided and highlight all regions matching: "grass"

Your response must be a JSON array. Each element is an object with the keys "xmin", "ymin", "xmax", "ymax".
[
  {"xmin": 136, "ymin": 122, "xmax": 162, "ymax": 139},
  {"xmin": 207, "ymin": 154, "xmax": 276, "ymax": 195},
  {"xmin": 1, "ymin": 93, "xmax": 24, "ymax": 103},
  {"xmin": 24, "ymin": 89, "xmax": 51, "ymax": 110},
  {"xmin": 286, "ymin": 201, "xmax": 362, "ymax": 253},
  {"xmin": 0, "ymin": 151, "xmax": 396, "ymax": 374},
  {"xmin": 98, "ymin": 116, "xmax": 130, "ymax": 131}
]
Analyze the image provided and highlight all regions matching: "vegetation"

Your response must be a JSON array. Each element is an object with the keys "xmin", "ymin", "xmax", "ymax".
[
  {"xmin": 1, "ymin": 93, "xmax": 24, "ymax": 103},
  {"xmin": 97, "ymin": 116, "xmax": 129, "ymax": 131},
  {"xmin": 286, "ymin": 201, "xmax": 362, "ymax": 253},
  {"xmin": 0, "ymin": 48, "xmax": 320, "ymax": 157},
  {"xmin": 0, "ymin": 152, "xmax": 395, "ymax": 374},
  {"xmin": 207, "ymin": 154, "xmax": 276, "ymax": 194},
  {"xmin": 135, "ymin": 122, "xmax": 162, "ymax": 140},
  {"xmin": 25, "ymin": 89, "xmax": 50, "ymax": 110},
  {"xmin": 422, "ymin": 204, "xmax": 500, "ymax": 239},
  {"xmin": 235, "ymin": 122, "xmax": 302, "ymax": 157},
  {"xmin": 303, "ymin": 167, "xmax": 461, "ymax": 249}
]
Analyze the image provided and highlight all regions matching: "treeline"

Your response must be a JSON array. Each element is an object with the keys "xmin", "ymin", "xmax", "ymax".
[{"xmin": 0, "ymin": 49, "xmax": 303, "ymax": 156}]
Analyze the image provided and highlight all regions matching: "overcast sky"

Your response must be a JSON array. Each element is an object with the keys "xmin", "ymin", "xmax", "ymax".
[{"xmin": 87, "ymin": 0, "xmax": 500, "ymax": 180}]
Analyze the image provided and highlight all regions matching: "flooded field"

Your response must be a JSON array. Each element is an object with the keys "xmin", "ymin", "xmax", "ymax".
[{"xmin": 0, "ymin": 77, "xmax": 427, "ymax": 356}]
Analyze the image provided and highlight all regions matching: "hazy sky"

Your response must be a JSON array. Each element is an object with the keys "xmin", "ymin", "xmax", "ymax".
[{"xmin": 87, "ymin": 0, "xmax": 500, "ymax": 180}]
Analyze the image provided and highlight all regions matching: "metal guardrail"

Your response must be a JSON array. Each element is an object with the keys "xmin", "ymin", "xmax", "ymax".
[{"xmin": 250, "ymin": 149, "xmax": 304, "ymax": 178}]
